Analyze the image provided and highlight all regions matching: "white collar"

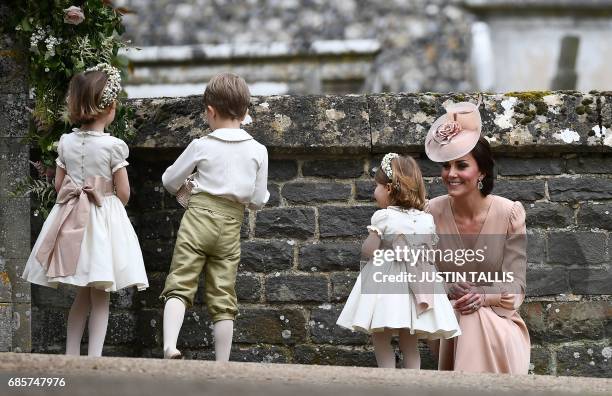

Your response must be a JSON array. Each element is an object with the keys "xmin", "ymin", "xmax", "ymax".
[
  {"xmin": 208, "ymin": 128, "xmax": 253, "ymax": 142},
  {"xmin": 73, "ymin": 128, "xmax": 109, "ymax": 136}
]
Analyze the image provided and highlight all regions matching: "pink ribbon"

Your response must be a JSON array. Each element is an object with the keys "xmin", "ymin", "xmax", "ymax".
[{"xmin": 35, "ymin": 176, "xmax": 114, "ymax": 277}]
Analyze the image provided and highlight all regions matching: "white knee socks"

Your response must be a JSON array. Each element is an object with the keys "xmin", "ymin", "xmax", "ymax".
[
  {"xmin": 213, "ymin": 320, "xmax": 233, "ymax": 362},
  {"xmin": 163, "ymin": 298, "xmax": 186, "ymax": 358},
  {"xmin": 66, "ymin": 287, "xmax": 91, "ymax": 355},
  {"xmin": 371, "ymin": 329, "xmax": 396, "ymax": 368},
  {"xmin": 87, "ymin": 288, "xmax": 110, "ymax": 357}
]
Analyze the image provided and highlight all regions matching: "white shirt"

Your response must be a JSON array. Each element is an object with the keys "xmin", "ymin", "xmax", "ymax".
[{"xmin": 162, "ymin": 128, "xmax": 269, "ymax": 210}]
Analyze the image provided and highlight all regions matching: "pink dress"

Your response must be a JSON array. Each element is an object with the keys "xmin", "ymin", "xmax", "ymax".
[{"xmin": 428, "ymin": 194, "xmax": 531, "ymax": 374}]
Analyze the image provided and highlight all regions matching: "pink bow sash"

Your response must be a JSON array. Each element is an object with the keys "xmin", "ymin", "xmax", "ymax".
[
  {"xmin": 35, "ymin": 175, "xmax": 114, "ymax": 277},
  {"xmin": 392, "ymin": 235, "xmax": 436, "ymax": 316}
]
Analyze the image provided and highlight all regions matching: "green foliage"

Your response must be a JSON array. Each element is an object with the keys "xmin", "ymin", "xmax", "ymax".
[
  {"xmin": 10, "ymin": 176, "xmax": 57, "ymax": 219},
  {"xmin": 7, "ymin": 1, "xmax": 135, "ymax": 216}
]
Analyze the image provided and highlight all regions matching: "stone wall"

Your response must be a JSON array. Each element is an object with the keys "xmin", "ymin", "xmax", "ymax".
[
  {"xmin": 0, "ymin": 4, "xmax": 31, "ymax": 353},
  {"xmin": 28, "ymin": 91, "xmax": 612, "ymax": 377},
  {"xmin": 115, "ymin": 0, "xmax": 473, "ymax": 95}
]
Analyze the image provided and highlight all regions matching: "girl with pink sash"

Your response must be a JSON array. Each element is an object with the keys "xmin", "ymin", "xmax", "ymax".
[{"xmin": 22, "ymin": 64, "xmax": 148, "ymax": 356}]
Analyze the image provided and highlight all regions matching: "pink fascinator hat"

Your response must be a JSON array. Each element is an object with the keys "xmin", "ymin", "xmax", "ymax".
[{"xmin": 424, "ymin": 102, "xmax": 482, "ymax": 162}]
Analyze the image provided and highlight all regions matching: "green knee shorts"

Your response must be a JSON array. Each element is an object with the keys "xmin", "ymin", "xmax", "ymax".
[{"xmin": 160, "ymin": 192, "xmax": 245, "ymax": 322}]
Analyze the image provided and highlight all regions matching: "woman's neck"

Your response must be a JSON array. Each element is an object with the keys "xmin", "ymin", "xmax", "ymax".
[
  {"xmin": 449, "ymin": 190, "xmax": 490, "ymax": 219},
  {"xmin": 80, "ymin": 118, "xmax": 106, "ymax": 132}
]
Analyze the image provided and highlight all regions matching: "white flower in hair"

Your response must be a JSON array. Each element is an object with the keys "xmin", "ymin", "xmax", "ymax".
[
  {"xmin": 381, "ymin": 153, "xmax": 399, "ymax": 179},
  {"xmin": 85, "ymin": 63, "xmax": 122, "ymax": 108}
]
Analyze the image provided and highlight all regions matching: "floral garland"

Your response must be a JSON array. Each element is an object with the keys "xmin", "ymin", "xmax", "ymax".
[
  {"xmin": 6, "ymin": 1, "xmax": 135, "ymax": 218},
  {"xmin": 85, "ymin": 63, "xmax": 122, "ymax": 108}
]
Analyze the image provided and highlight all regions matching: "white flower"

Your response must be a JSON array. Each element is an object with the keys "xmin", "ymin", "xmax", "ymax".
[
  {"xmin": 44, "ymin": 67, "xmax": 49, "ymax": 72},
  {"xmin": 84, "ymin": 63, "xmax": 122, "ymax": 108}
]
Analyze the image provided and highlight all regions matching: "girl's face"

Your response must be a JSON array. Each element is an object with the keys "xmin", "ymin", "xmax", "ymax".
[
  {"xmin": 373, "ymin": 182, "xmax": 392, "ymax": 208},
  {"xmin": 441, "ymin": 153, "xmax": 484, "ymax": 198}
]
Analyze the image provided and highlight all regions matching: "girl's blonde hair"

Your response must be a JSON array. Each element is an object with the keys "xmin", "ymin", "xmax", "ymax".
[
  {"xmin": 374, "ymin": 155, "xmax": 426, "ymax": 210},
  {"xmin": 66, "ymin": 71, "xmax": 110, "ymax": 124}
]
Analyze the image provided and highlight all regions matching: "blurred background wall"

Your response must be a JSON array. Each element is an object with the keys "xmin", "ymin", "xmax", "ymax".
[{"xmin": 114, "ymin": 0, "xmax": 612, "ymax": 97}]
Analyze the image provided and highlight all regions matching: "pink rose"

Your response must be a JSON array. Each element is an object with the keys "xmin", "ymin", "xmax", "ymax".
[
  {"xmin": 433, "ymin": 121, "xmax": 462, "ymax": 145},
  {"xmin": 63, "ymin": 6, "xmax": 85, "ymax": 25}
]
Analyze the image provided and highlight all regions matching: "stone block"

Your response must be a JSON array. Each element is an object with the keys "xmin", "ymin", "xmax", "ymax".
[
  {"xmin": 0, "ymin": 303, "xmax": 11, "ymax": 351},
  {"xmin": 0, "ymin": 197, "xmax": 30, "ymax": 258},
  {"xmin": 241, "ymin": 212, "xmax": 250, "ymax": 239},
  {"xmin": 318, "ymin": 206, "xmax": 377, "ymax": 238},
  {"xmin": 293, "ymin": 344, "xmax": 376, "ymax": 366},
  {"xmin": 416, "ymin": 156, "xmax": 442, "ymax": 177},
  {"xmin": 137, "ymin": 210, "xmax": 182, "ymax": 240},
  {"xmin": 355, "ymin": 180, "xmax": 374, "ymax": 201},
  {"xmin": 265, "ymin": 274, "xmax": 328, "ymax": 302},
  {"xmin": 128, "ymin": 180, "xmax": 165, "ymax": 212},
  {"xmin": 248, "ymin": 95, "xmax": 371, "ymax": 154},
  {"xmin": 527, "ymin": 229, "xmax": 546, "ymax": 264},
  {"xmin": 177, "ymin": 307, "xmax": 213, "ymax": 349},
  {"xmin": 4, "ymin": 258, "xmax": 30, "ymax": 304},
  {"xmin": 106, "ymin": 311, "xmax": 136, "ymax": 345},
  {"xmin": 530, "ymin": 345, "xmax": 553, "ymax": 375},
  {"xmin": 309, "ymin": 305, "xmax": 369, "ymax": 345},
  {"xmin": 134, "ymin": 271, "xmax": 166, "ymax": 309},
  {"xmin": 330, "ymin": 272, "xmax": 359, "ymax": 302},
  {"xmin": 526, "ymin": 266, "xmax": 569, "ymax": 296},
  {"xmin": 557, "ymin": 342, "xmax": 612, "ymax": 378},
  {"xmin": 140, "ymin": 239, "xmax": 175, "ymax": 272},
  {"xmin": 282, "ymin": 182, "xmax": 351, "ymax": 204},
  {"xmin": 135, "ymin": 308, "xmax": 162, "ymax": 347},
  {"xmin": 302, "ymin": 159, "xmax": 364, "ymax": 178},
  {"xmin": 231, "ymin": 345, "xmax": 291, "ymax": 363},
  {"xmin": 267, "ymin": 183, "xmax": 280, "ymax": 207},
  {"xmin": 0, "ymin": 94, "xmax": 28, "ymax": 137},
  {"xmin": 298, "ymin": 243, "xmax": 361, "ymax": 271},
  {"xmin": 525, "ymin": 202, "xmax": 574, "ymax": 228},
  {"xmin": 547, "ymin": 232, "xmax": 607, "ymax": 266},
  {"xmin": 549, "ymin": 178, "xmax": 612, "ymax": 202},
  {"xmin": 240, "ymin": 240, "xmax": 293, "ymax": 273},
  {"xmin": 0, "ymin": 138, "xmax": 29, "ymax": 198},
  {"xmin": 425, "ymin": 180, "xmax": 447, "ymax": 198},
  {"xmin": 496, "ymin": 157, "xmax": 564, "ymax": 176},
  {"xmin": 494, "ymin": 180, "xmax": 545, "ymax": 201},
  {"xmin": 268, "ymin": 160, "xmax": 298, "ymax": 181},
  {"xmin": 578, "ymin": 203, "xmax": 612, "ymax": 230},
  {"xmin": 0, "ymin": 38, "xmax": 27, "ymax": 94},
  {"xmin": 32, "ymin": 284, "xmax": 75, "ymax": 309},
  {"xmin": 567, "ymin": 155, "xmax": 612, "ymax": 174},
  {"xmin": 234, "ymin": 307, "xmax": 307, "ymax": 344},
  {"xmin": 569, "ymin": 268, "xmax": 612, "ymax": 295},
  {"xmin": 11, "ymin": 302, "xmax": 30, "ymax": 352},
  {"xmin": 236, "ymin": 273, "xmax": 262, "ymax": 302},
  {"xmin": 255, "ymin": 208, "xmax": 316, "ymax": 239},
  {"xmin": 31, "ymin": 307, "xmax": 66, "ymax": 353}
]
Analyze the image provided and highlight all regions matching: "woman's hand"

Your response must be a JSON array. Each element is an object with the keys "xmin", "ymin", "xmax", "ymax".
[
  {"xmin": 446, "ymin": 282, "xmax": 473, "ymax": 300},
  {"xmin": 454, "ymin": 287, "xmax": 485, "ymax": 315}
]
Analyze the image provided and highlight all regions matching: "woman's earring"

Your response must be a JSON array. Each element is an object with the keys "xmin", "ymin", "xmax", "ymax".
[{"xmin": 477, "ymin": 179, "xmax": 484, "ymax": 190}]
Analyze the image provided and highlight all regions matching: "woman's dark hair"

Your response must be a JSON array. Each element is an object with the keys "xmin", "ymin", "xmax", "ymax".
[{"xmin": 470, "ymin": 137, "xmax": 495, "ymax": 196}]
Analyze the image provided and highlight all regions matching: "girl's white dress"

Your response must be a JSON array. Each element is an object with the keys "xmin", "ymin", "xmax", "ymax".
[
  {"xmin": 22, "ymin": 129, "xmax": 149, "ymax": 292},
  {"xmin": 336, "ymin": 206, "xmax": 461, "ymax": 339}
]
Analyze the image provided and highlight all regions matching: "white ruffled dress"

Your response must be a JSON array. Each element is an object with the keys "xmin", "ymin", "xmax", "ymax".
[
  {"xmin": 336, "ymin": 206, "xmax": 461, "ymax": 339},
  {"xmin": 22, "ymin": 129, "xmax": 149, "ymax": 292}
]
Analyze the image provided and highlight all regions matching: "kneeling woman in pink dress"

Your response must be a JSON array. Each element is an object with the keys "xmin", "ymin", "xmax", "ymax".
[{"xmin": 424, "ymin": 101, "xmax": 531, "ymax": 374}]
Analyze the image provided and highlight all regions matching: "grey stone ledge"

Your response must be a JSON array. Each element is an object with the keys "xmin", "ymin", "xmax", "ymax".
[{"xmin": 127, "ymin": 92, "xmax": 612, "ymax": 154}]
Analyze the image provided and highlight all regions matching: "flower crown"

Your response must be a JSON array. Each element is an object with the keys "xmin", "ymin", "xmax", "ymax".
[
  {"xmin": 381, "ymin": 153, "xmax": 399, "ymax": 180},
  {"xmin": 85, "ymin": 63, "xmax": 122, "ymax": 108}
]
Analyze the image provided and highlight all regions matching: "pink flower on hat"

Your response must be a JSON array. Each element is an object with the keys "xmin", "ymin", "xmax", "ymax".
[{"xmin": 433, "ymin": 120, "xmax": 462, "ymax": 145}]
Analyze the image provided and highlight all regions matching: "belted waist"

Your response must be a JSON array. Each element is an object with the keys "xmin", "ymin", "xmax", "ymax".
[
  {"xmin": 35, "ymin": 175, "xmax": 114, "ymax": 277},
  {"xmin": 188, "ymin": 192, "xmax": 245, "ymax": 221}
]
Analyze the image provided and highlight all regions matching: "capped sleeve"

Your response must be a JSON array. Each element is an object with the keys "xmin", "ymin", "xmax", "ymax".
[
  {"xmin": 110, "ymin": 140, "xmax": 130, "ymax": 174},
  {"xmin": 480, "ymin": 201, "xmax": 527, "ymax": 317},
  {"xmin": 55, "ymin": 134, "xmax": 66, "ymax": 170},
  {"xmin": 367, "ymin": 209, "xmax": 388, "ymax": 236}
]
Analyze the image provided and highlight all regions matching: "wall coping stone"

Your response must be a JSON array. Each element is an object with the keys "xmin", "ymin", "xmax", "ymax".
[{"xmin": 129, "ymin": 91, "xmax": 612, "ymax": 155}]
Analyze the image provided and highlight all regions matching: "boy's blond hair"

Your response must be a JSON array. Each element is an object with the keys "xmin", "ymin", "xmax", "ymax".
[{"xmin": 203, "ymin": 73, "xmax": 250, "ymax": 120}]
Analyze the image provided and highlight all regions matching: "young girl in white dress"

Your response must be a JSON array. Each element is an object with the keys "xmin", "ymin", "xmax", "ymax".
[
  {"xmin": 22, "ymin": 63, "xmax": 149, "ymax": 356},
  {"xmin": 336, "ymin": 153, "xmax": 460, "ymax": 369}
]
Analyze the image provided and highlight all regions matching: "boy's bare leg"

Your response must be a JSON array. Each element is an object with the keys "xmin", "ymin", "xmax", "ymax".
[
  {"xmin": 213, "ymin": 319, "xmax": 234, "ymax": 362},
  {"xmin": 163, "ymin": 297, "xmax": 186, "ymax": 358}
]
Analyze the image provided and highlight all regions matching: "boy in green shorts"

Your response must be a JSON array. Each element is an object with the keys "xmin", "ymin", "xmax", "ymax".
[{"xmin": 160, "ymin": 72, "xmax": 269, "ymax": 360}]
